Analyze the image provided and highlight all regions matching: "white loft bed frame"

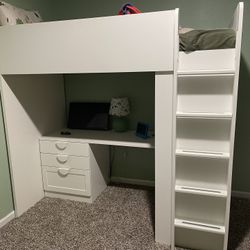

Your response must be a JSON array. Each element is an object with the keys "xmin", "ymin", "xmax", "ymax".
[{"xmin": 0, "ymin": 3, "xmax": 243, "ymax": 250}]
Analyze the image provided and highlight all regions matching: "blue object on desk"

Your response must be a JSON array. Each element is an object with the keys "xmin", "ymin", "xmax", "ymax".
[{"xmin": 136, "ymin": 122, "xmax": 149, "ymax": 139}]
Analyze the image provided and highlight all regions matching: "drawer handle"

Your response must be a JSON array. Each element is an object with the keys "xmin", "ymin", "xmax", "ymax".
[
  {"xmin": 58, "ymin": 168, "xmax": 70, "ymax": 177},
  {"xmin": 55, "ymin": 142, "xmax": 68, "ymax": 150},
  {"xmin": 56, "ymin": 155, "xmax": 68, "ymax": 164}
]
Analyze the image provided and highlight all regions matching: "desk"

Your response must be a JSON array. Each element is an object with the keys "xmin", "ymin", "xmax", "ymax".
[
  {"xmin": 43, "ymin": 129, "xmax": 155, "ymax": 148},
  {"xmin": 39, "ymin": 129, "xmax": 154, "ymax": 202}
]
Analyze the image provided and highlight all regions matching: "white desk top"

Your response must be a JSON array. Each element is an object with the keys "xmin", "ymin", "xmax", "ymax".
[{"xmin": 41, "ymin": 129, "xmax": 154, "ymax": 149}]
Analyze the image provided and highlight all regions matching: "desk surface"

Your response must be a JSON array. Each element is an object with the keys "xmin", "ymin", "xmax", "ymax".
[{"xmin": 42, "ymin": 129, "xmax": 154, "ymax": 149}]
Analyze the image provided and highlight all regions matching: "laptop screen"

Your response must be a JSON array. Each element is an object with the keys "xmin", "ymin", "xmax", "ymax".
[{"xmin": 67, "ymin": 102, "xmax": 110, "ymax": 130}]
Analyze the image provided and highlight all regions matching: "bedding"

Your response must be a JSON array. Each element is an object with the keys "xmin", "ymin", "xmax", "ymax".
[
  {"xmin": 179, "ymin": 28, "xmax": 236, "ymax": 51},
  {"xmin": 0, "ymin": 1, "xmax": 42, "ymax": 26},
  {"xmin": 0, "ymin": 2, "xmax": 235, "ymax": 53}
]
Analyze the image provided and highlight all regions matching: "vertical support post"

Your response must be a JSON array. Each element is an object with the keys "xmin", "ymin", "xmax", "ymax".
[
  {"xmin": 0, "ymin": 74, "xmax": 66, "ymax": 216},
  {"xmin": 155, "ymin": 72, "xmax": 174, "ymax": 246},
  {"xmin": 224, "ymin": 3, "xmax": 244, "ymax": 250}
]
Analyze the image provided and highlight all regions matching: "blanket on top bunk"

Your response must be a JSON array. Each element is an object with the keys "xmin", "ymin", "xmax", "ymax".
[
  {"xmin": 179, "ymin": 29, "xmax": 236, "ymax": 52},
  {"xmin": 0, "ymin": 1, "xmax": 42, "ymax": 26},
  {"xmin": 0, "ymin": 1, "xmax": 235, "ymax": 53}
]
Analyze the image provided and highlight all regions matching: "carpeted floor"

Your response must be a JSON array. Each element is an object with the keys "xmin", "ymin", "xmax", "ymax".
[
  {"xmin": 0, "ymin": 185, "xmax": 167, "ymax": 250},
  {"xmin": 0, "ymin": 185, "xmax": 250, "ymax": 250},
  {"xmin": 228, "ymin": 197, "xmax": 250, "ymax": 250}
]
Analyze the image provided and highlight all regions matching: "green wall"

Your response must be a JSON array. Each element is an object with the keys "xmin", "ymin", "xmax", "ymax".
[
  {"xmin": 64, "ymin": 73, "xmax": 155, "ymax": 130},
  {"xmin": 64, "ymin": 73, "xmax": 155, "ymax": 182},
  {"xmin": 0, "ymin": 98, "xmax": 13, "ymax": 219},
  {"xmin": 47, "ymin": 0, "xmax": 250, "ymax": 192},
  {"xmin": 5, "ymin": 0, "xmax": 53, "ymax": 21}
]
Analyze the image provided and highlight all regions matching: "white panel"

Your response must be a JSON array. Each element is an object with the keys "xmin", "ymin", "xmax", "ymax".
[
  {"xmin": 0, "ymin": 75, "xmax": 65, "ymax": 216},
  {"xmin": 176, "ymin": 157, "xmax": 228, "ymax": 191},
  {"xmin": 0, "ymin": 11, "xmax": 175, "ymax": 74},
  {"xmin": 229, "ymin": 2, "xmax": 244, "ymax": 32},
  {"xmin": 40, "ymin": 140, "xmax": 89, "ymax": 156},
  {"xmin": 41, "ymin": 130, "xmax": 154, "ymax": 149},
  {"xmin": 175, "ymin": 219, "xmax": 225, "ymax": 234},
  {"xmin": 178, "ymin": 49, "xmax": 235, "ymax": 74},
  {"xmin": 224, "ymin": 3, "xmax": 244, "ymax": 250},
  {"xmin": 177, "ymin": 75, "xmax": 234, "ymax": 114},
  {"xmin": 175, "ymin": 185, "xmax": 227, "ymax": 198},
  {"xmin": 171, "ymin": 8, "xmax": 179, "ymax": 249},
  {"xmin": 176, "ymin": 193, "xmax": 226, "ymax": 226},
  {"xmin": 42, "ymin": 166, "xmax": 91, "ymax": 197},
  {"xmin": 40, "ymin": 153, "xmax": 90, "ymax": 170},
  {"xmin": 44, "ymin": 191, "xmax": 93, "ymax": 203},
  {"xmin": 176, "ymin": 149, "xmax": 229, "ymax": 159},
  {"xmin": 175, "ymin": 228, "xmax": 224, "ymax": 250},
  {"xmin": 176, "ymin": 119, "xmax": 231, "ymax": 153},
  {"xmin": 89, "ymin": 144, "xmax": 110, "ymax": 201},
  {"xmin": 155, "ymin": 73, "xmax": 174, "ymax": 245}
]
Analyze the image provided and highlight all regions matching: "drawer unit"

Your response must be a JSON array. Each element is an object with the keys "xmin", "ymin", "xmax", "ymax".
[
  {"xmin": 40, "ymin": 153, "xmax": 90, "ymax": 170},
  {"xmin": 39, "ymin": 138, "xmax": 109, "ymax": 203},
  {"xmin": 42, "ymin": 166, "xmax": 91, "ymax": 197},
  {"xmin": 39, "ymin": 139, "xmax": 91, "ymax": 199},
  {"xmin": 39, "ymin": 140, "xmax": 89, "ymax": 156}
]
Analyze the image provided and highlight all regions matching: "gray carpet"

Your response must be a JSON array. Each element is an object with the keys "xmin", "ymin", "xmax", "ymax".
[
  {"xmin": 0, "ymin": 185, "xmax": 168, "ymax": 250},
  {"xmin": 228, "ymin": 197, "xmax": 250, "ymax": 250},
  {"xmin": 0, "ymin": 186, "xmax": 250, "ymax": 250}
]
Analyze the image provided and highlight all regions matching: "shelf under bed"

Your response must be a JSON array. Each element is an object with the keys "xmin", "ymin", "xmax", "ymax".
[{"xmin": 41, "ymin": 129, "xmax": 155, "ymax": 149}]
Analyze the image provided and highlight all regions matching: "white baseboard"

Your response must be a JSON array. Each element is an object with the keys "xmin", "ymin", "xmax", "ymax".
[
  {"xmin": 0, "ymin": 211, "xmax": 15, "ymax": 228},
  {"xmin": 45, "ymin": 192, "xmax": 93, "ymax": 203},
  {"xmin": 111, "ymin": 176, "xmax": 155, "ymax": 187},
  {"xmin": 232, "ymin": 190, "xmax": 250, "ymax": 199}
]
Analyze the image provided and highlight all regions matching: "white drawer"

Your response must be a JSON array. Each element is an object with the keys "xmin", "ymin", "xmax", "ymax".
[
  {"xmin": 40, "ymin": 153, "xmax": 90, "ymax": 170},
  {"xmin": 39, "ymin": 140, "xmax": 89, "ymax": 156},
  {"xmin": 42, "ymin": 166, "xmax": 91, "ymax": 197}
]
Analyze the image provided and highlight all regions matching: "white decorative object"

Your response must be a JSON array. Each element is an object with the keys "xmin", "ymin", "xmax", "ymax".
[
  {"xmin": 109, "ymin": 97, "xmax": 130, "ymax": 132},
  {"xmin": 109, "ymin": 97, "xmax": 130, "ymax": 117},
  {"xmin": 0, "ymin": 1, "xmax": 42, "ymax": 26}
]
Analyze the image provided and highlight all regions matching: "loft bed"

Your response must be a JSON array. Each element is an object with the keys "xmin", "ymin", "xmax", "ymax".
[
  {"xmin": 0, "ymin": 4, "xmax": 241, "ymax": 74},
  {"xmin": 0, "ymin": 2, "xmax": 243, "ymax": 250}
]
